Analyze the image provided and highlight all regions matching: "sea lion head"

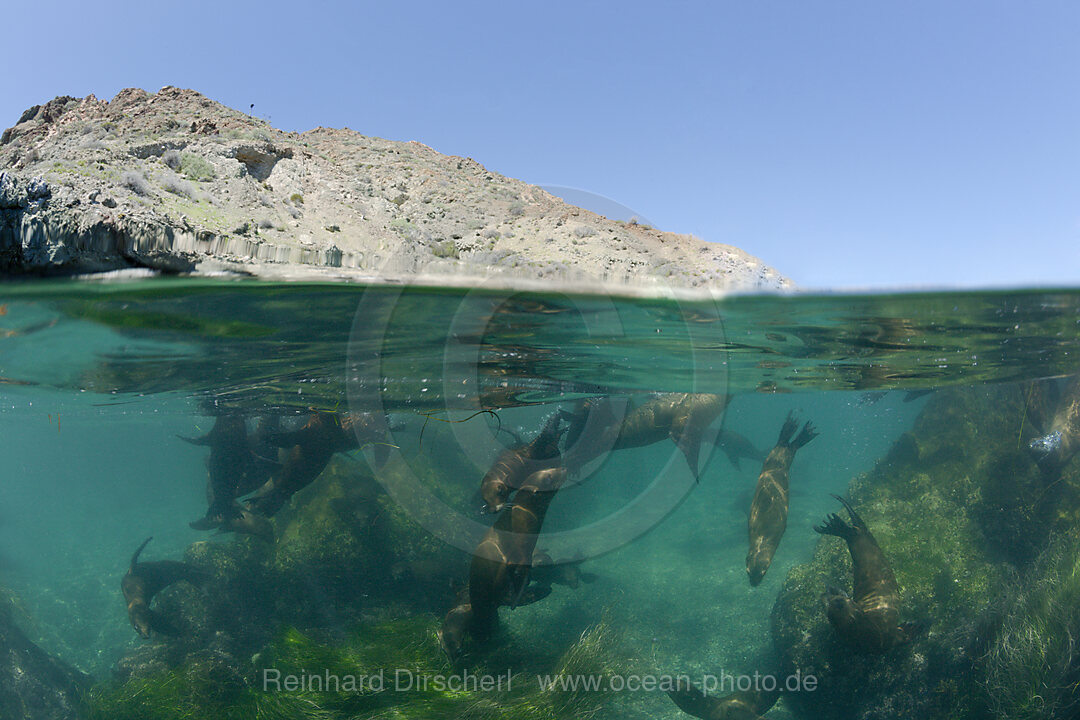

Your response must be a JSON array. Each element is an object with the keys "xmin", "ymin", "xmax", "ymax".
[
  {"xmin": 745, "ymin": 545, "xmax": 772, "ymax": 587},
  {"xmin": 524, "ymin": 467, "xmax": 567, "ymax": 492},
  {"xmin": 128, "ymin": 602, "xmax": 154, "ymax": 639},
  {"xmin": 438, "ymin": 604, "xmax": 472, "ymax": 663},
  {"xmin": 481, "ymin": 476, "xmax": 513, "ymax": 514},
  {"xmin": 822, "ymin": 585, "xmax": 859, "ymax": 632}
]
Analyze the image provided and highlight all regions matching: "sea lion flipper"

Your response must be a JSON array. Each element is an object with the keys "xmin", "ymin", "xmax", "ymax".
[
  {"xmin": 673, "ymin": 426, "xmax": 704, "ymax": 481},
  {"xmin": 667, "ymin": 682, "xmax": 720, "ymax": 720},
  {"xmin": 830, "ymin": 494, "xmax": 869, "ymax": 533},
  {"xmin": 514, "ymin": 583, "xmax": 552, "ymax": 607},
  {"xmin": 130, "ymin": 537, "xmax": 153, "ymax": 569},
  {"xmin": 791, "ymin": 421, "xmax": 818, "ymax": 450},
  {"xmin": 813, "ymin": 512, "xmax": 856, "ymax": 541},
  {"xmin": 188, "ymin": 516, "xmax": 221, "ymax": 531},
  {"xmin": 578, "ymin": 572, "xmax": 599, "ymax": 584},
  {"xmin": 507, "ymin": 565, "xmax": 531, "ymax": 608},
  {"xmin": 776, "ymin": 411, "xmax": 799, "ymax": 446},
  {"xmin": 176, "ymin": 433, "xmax": 212, "ymax": 446}
]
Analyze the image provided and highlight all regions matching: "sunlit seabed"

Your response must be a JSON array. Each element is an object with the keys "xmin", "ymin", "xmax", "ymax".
[{"xmin": 0, "ymin": 278, "xmax": 1078, "ymax": 719}]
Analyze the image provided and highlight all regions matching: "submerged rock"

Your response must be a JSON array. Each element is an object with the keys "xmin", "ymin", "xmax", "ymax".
[
  {"xmin": 0, "ymin": 597, "xmax": 87, "ymax": 720},
  {"xmin": 771, "ymin": 384, "xmax": 1080, "ymax": 720}
]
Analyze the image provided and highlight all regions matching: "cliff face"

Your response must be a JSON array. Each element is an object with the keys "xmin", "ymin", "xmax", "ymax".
[{"xmin": 0, "ymin": 87, "xmax": 788, "ymax": 291}]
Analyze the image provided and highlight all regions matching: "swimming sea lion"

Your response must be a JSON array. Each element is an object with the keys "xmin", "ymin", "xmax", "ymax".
[
  {"xmin": 1028, "ymin": 376, "xmax": 1080, "ymax": 475},
  {"xmin": 480, "ymin": 412, "xmax": 566, "ymax": 513},
  {"xmin": 668, "ymin": 680, "xmax": 780, "ymax": 720},
  {"xmin": 181, "ymin": 416, "xmax": 256, "ymax": 530},
  {"xmin": 813, "ymin": 494, "xmax": 925, "ymax": 653},
  {"xmin": 121, "ymin": 537, "xmax": 208, "ymax": 638},
  {"xmin": 438, "ymin": 582, "xmax": 552, "ymax": 663},
  {"xmin": 715, "ymin": 429, "xmax": 766, "ymax": 470},
  {"xmin": 468, "ymin": 467, "xmax": 567, "ymax": 640},
  {"xmin": 219, "ymin": 505, "xmax": 275, "ymax": 543},
  {"xmin": 438, "ymin": 596, "xmax": 475, "ymax": 662},
  {"xmin": 567, "ymin": 393, "xmax": 728, "ymax": 480},
  {"xmin": 246, "ymin": 412, "xmax": 386, "ymax": 517},
  {"xmin": 746, "ymin": 412, "xmax": 817, "ymax": 586},
  {"xmin": 530, "ymin": 549, "xmax": 598, "ymax": 590},
  {"xmin": 612, "ymin": 393, "xmax": 728, "ymax": 480}
]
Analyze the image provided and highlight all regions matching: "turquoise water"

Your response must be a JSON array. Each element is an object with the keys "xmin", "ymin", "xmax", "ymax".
[{"xmin": 1, "ymin": 279, "xmax": 1079, "ymax": 719}]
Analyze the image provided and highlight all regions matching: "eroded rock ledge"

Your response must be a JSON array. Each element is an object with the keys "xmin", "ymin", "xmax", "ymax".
[{"xmin": 0, "ymin": 87, "xmax": 789, "ymax": 292}]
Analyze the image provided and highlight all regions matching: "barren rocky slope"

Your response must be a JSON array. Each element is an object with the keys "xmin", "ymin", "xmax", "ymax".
[{"xmin": 0, "ymin": 87, "xmax": 788, "ymax": 292}]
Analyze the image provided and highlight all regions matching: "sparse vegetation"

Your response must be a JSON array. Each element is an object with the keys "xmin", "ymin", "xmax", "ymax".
[
  {"xmin": 121, "ymin": 170, "xmax": 150, "ymax": 195},
  {"xmin": 162, "ymin": 149, "xmax": 181, "ymax": 170},
  {"xmin": 161, "ymin": 174, "xmax": 197, "ymax": 199},
  {"xmin": 179, "ymin": 152, "xmax": 215, "ymax": 181}
]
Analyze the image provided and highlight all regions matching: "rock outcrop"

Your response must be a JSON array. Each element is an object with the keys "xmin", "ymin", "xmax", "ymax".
[
  {"xmin": 0, "ymin": 87, "xmax": 788, "ymax": 292},
  {"xmin": 0, "ymin": 597, "xmax": 87, "ymax": 720}
]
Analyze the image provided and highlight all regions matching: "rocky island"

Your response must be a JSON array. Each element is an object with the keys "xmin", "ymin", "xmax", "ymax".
[{"xmin": 0, "ymin": 87, "xmax": 788, "ymax": 292}]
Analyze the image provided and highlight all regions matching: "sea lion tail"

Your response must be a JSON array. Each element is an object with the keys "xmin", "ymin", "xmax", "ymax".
[
  {"xmin": 130, "ymin": 536, "xmax": 153, "ymax": 568},
  {"xmin": 791, "ymin": 421, "xmax": 818, "ymax": 450},
  {"xmin": 776, "ymin": 411, "xmax": 799, "ymax": 446},
  {"xmin": 667, "ymin": 680, "xmax": 719, "ymax": 720}
]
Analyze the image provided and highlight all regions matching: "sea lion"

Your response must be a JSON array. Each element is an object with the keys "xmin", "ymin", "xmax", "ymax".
[
  {"xmin": 218, "ymin": 505, "xmax": 275, "ymax": 543},
  {"xmin": 530, "ymin": 549, "xmax": 598, "ymax": 590},
  {"xmin": 246, "ymin": 412, "xmax": 386, "ymax": 517},
  {"xmin": 612, "ymin": 393, "xmax": 728, "ymax": 479},
  {"xmin": 468, "ymin": 467, "xmax": 567, "ymax": 641},
  {"xmin": 438, "ymin": 582, "xmax": 551, "ymax": 663},
  {"xmin": 438, "ymin": 596, "xmax": 475, "ymax": 662},
  {"xmin": 182, "ymin": 415, "xmax": 281, "ymax": 535},
  {"xmin": 813, "ymin": 494, "xmax": 925, "ymax": 653},
  {"xmin": 715, "ymin": 429, "xmax": 766, "ymax": 470},
  {"xmin": 567, "ymin": 393, "xmax": 728, "ymax": 480},
  {"xmin": 746, "ymin": 412, "xmax": 817, "ymax": 586},
  {"xmin": 668, "ymin": 680, "xmax": 780, "ymax": 720},
  {"xmin": 480, "ymin": 411, "xmax": 566, "ymax": 513},
  {"xmin": 1028, "ymin": 376, "xmax": 1080, "ymax": 475},
  {"xmin": 121, "ymin": 537, "xmax": 208, "ymax": 638}
]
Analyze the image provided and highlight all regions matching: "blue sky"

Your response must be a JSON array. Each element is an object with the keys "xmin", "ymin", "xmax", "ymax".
[{"xmin": 3, "ymin": 1, "xmax": 1078, "ymax": 289}]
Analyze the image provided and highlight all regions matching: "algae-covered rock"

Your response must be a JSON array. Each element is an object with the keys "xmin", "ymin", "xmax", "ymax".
[
  {"xmin": 770, "ymin": 386, "xmax": 1043, "ymax": 720},
  {"xmin": 981, "ymin": 531, "xmax": 1080, "ymax": 720},
  {"xmin": 0, "ymin": 590, "xmax": 88, "ymax": 720},
  {"xmin": 90, "ymin": 614, "xmax": 623, "ymax": 720}
]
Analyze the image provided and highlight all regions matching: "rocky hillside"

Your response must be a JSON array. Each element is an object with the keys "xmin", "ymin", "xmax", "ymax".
[{"xmin": 0, "ymin": 87, "xmax": 788, "ymax": 292}]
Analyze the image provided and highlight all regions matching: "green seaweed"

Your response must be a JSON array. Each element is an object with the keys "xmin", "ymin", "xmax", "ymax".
[
  {"xmin": 87, "ymin": 614, "xmax": 621, "ymax": 720},
  {"xmin": 982, "ymin": 531, "xmax": 1080, "ymax": 720}
]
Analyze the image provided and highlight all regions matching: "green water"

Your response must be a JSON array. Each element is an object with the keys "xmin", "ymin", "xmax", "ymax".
[{"xmin": 1, "ymin": 279, "xmax": 1078, "ymax": 719}]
